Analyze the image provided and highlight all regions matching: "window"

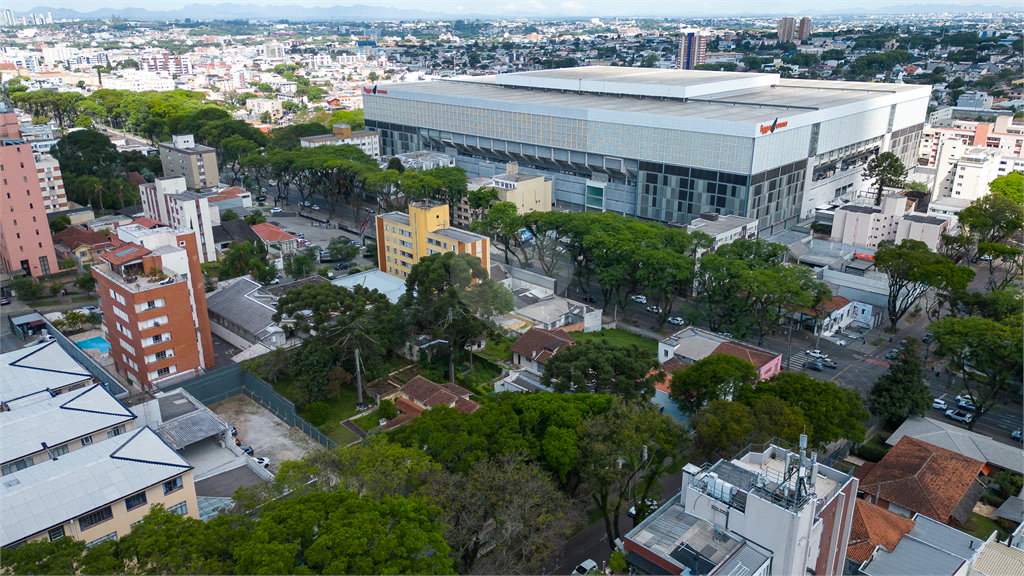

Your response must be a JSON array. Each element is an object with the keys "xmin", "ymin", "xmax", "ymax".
[
  {"xmin": 48, "ymin": 526, "xmax": 65, "ymax": 542},
  {"xmin": 86, "ymin": 532, "xmax": 118, "ymax": 548},
  {"xmin": 125, "ymin": 491, "xmax": 148, "ymax": 511},
  {"xmin": 81, "ymin": 435, "xmax": 92, "ymax": 446},
  {"xmin": 78, "ymin": 506, "xmax": 113, "ymax": 531},
  {"xmin": 107, "ymin": 424, "xmax": 126, "ymax": 439},
  {"xmin": 167, "ymin": 501, "xmax": 188, "ymax": 516},
  {"xmin": 49, "ymin": 444, "xmax": 69, "ymax": 458},
  {"xmin": 157, "ymin": 366, "xmax": 170, "ymax": 376},
  {"xmin": 1, "ymin": 456, "xmax": 34, "ymax": 475},
  {"xmin": 163, "ymin": 476, "xmax": 183, "ymax": 494}
]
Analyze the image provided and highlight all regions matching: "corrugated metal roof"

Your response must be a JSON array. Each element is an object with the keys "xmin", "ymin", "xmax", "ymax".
[
  {"xmin": 1, "ymin": 427, "xmax": 190, "ymax": 547},
  {"xmin": 156, "ymin": 410, "xmax": 228, "ymax": 451},
  {"xmin": 206, "ymin": 277, "xmax": 278, "ymax": 337}
]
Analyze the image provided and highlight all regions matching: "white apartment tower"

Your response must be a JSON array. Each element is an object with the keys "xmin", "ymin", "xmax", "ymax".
[{"xmin": 139, "ymin": 177, "xmax": 219, "ymax": 263}]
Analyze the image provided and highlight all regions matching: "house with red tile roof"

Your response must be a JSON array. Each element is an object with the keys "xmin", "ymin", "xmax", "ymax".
[
  {"xmin": 381, "ymin": 376, "xmax": 482, "ymax": 430},
  {"xmin": 846, "ymin": 499, "xmax": 916, "ymax": 565},
  {"xmin": 251, "ymin": 222, "xmax": 299, "ymax": 253},
  {"xmin": 792, "ymin": 294, "xmax": 856, "ymax": 337},
  {"xmin": 858, "ymin": 436, "xmax": 986, "ymax": 524},
  {"xmin": 51, "ymin": 225, "xmax": 114, "ymax": 270},
  {"xmin": 658, "ymin": 326, "xmax": 782, "ymax": 380},
  {"xmin": 508, "ymin": 327, "xmax": 575, "ymax": 377}
]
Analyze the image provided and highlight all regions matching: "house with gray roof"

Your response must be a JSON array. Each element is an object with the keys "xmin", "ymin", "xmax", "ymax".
[
  {"xmin": 887, "ymin": 415, "xmax": 1024, "ymax": 474},
  {"xmin": 205, "ymin": 277, "xmax": 288, "ymax": 350}
]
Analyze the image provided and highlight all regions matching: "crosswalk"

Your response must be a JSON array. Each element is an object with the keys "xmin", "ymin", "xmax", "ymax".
[{"xmin": 789, "ymin": 351, "xmax": 817, "ymax": 370}]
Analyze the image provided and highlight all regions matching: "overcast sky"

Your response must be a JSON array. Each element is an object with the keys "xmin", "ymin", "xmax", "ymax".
[{"xmin": 8, "ymin": 0, "xmax": 1021, "ymax": 17}]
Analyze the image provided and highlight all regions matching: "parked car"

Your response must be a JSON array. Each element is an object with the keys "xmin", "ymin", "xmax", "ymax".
[
  {"xmin": 294, "ymin": 232, "xmax": 305, "ymax": 239},
  {"xmin": 944, "ymin": 410, "xmax": 973, "ymax": 424},
  {"xmin": 270, "ymin": 207, "xmax": 282, "ymax": 214},
  {"xmin": 80, "ymin": 304, "xmax": 99, "ymax": 312},
  {"xmin": 806, "ymin": 360, "xmax": 824, "ymax": 372},
  {"xmin": 979, "ymin": 254, "xmax": 993, "ymax": 261},
  {"xmin": 807, "ymin": 349, "xmax": 827, "ymax": 359},
  {"xmin": 574, "ymin": 560, "xmax": 599, "ymax": 576},
  {"xmin": 932, "ymin": 399, "xmax": 947, "ymax": 410},
  {"xmin": 885, "ymin": 349, "xmax": 901, "ymax": 360},
  {"xmin": 834, "ymin": 339, "xmax": 847, "ymax": 347},
  {"xmin": 334, "ymin": 263, "xmax": 351, "ymax": 270},
  {"xmin": 957, "ymin": 399, "xmax": 977, "ymax": 412},
  {"xmin": 302, "ymin": 201, "xmax": 311, "ymax": 207},
  {"xmin": 255, "ymin": 195, "xmax": 267, "ymax": 202},
  {"xmin": 239, "ymin": 445, "xmax": 254, "ymax": 455},
  {"xmin": 229, "ymin": 426, "xmax": 237, "ymax": 437},
  {"xmin": 1012, "ymin": 429, "xmax": 1022, "ymax": 442},
  {"xmin": 822, "ymin": 359, "xmax": 838, "ymax": 369},
  {"xmin": 311, "ymin": 205, "xmax": 320, "ymax": 211},
  {"xmin": 252, "ymin": 457, "xmax": 271, "ymax": 468},
  {"xmin": 628, "ymin": 499, "xmax": 659, "ymax": 518},
  {"xmin": 922, "ymin": 333, "xmax": 933, "ymax": 343},
  {"xmin": 268, "ymin": 180, "xmax": 276, "ymax": 186},
  {"xmin": 366, "ymin": 208, "xmax": 376, "ymax": 214},
  {"xmin": 0, "ymin": 297, "xmax": 10, "ymax": 306},
  {"xmin": 630, "ymin": 295, "xmax": 647, "ymax": 304},
  {"xmin": 646, "ymin": 306, "xmax": 663, "ymax": 314},
  {"xmin": 667, "ymin": 317, "xmax": 685, "ymax": 326}
]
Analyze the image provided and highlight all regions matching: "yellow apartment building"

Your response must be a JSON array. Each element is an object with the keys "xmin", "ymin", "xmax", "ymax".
[{"xmin": 376, "ymin": 200, "xmax": 490, "ymax": 280}]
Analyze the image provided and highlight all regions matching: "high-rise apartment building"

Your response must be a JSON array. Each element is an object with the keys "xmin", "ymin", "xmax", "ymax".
[
  {"xmin": 139, "ymin": 177, "xmax": 219, "ymax": 263},
  {"xmin": 91, "ymin": 224, "xmax": 215, "ymax": 389},
  {"xmin": 0, "ymin": 108, "xmax": 58, "ymax": 277},
  {"xmin": 34, "ymin": 152, "xmax": 66, "ymax": 213},
  {"xmin": 2, "ymin": 10, "xmax": 14, "ymax": 26},
  {"xmin": 264, "ymin": 42, "xmax": 286, "ymax": 60},
  {"xmin": 677, "ymin": 29, "xmax": 708, "ymax": 70},
  {"xmin": 778, "ymin": 17, "xmax": 796, "ymax": 42},
  {"xmin": 375, "ymin": 200, "xmax": 490, "ymax": 280},
  {"xmin": 138, "ymin": 51, "xmax": 193, "ymax": 76},
  {"xmin": 625, "ymin": 439, "xmax": 858, "ymax": 576},
  {"xmin": 798, "ymin": 17, "xmax": 812, "ymax": 41},
  {"xmin": 158, "ymin": 134, "xmax": 219, "ymax": 190}
]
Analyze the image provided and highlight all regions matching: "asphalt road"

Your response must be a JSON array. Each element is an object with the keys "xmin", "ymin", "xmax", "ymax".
[{"xmin": 541, "ymin": 471, "xmax": 684, "ymax": 575}]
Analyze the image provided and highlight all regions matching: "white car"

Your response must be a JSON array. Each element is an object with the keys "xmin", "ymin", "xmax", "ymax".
[
  {"xmin": 807, "ymin": 349, "xmax": 828, "ymax": 359},
  {"xmin": 311, "ymin": 205, "xmax": 320, "ymax": 211},
  {"xmin": 667, "ymin": 317, "xmax": 685, "ymax": 326},
  {"xmin": 834, "ymin": 339, "xmax": 847, "ymax": 347},
  {"xmin": 252, "ymin": 457, "xmax": 271, "ymax": 468},
  {"xmin": 630, "ymin": 295, "xmax": 647, "ymax": 304},
  {"xmin": 574, "ymin": 559, "xmax": 598, "ymax": 576},
  {"xmin": 979, "ymin": 255, "xmax": 993, "ymax": 261},
  {"xmin": 932, "ymin": 398, "xmax": 947, "ymax": 410},
  {"xmin": 269, "ymin": 207, "xmax": 282, "ymax": 214},
  {"xmin": 646, "ymin": 305, "xmax": 663, "ymax": 314},
  {"xmin": 945, "ymin": 409, "xmax": 973, "ymax": 424}
]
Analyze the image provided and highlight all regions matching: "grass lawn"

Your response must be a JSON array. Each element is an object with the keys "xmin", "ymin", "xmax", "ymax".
[
  {"xmin": 269, "ymin": 377, "xmax": 364, "ymax": 444},
  {"xmin": 962, "ymin": 513, "xmax": 1004, "ymax": 541},
  {"xmin": 354, "ymin": 410, "xmax": 381, "ymax": 432},
  {"xmin": 72, "ymin": 296, "xmax": 97, "ymax": 303},
  {"xmin": 31, "ymin": 300, "xmax": 61, "ymax": 307},
  {"xmin": 572, "ymin": 328, "xmax": 659, "ymax": 355},
  {"xmin": 480, "ymin": 338, "xmax": 513, "ymax": 362}
]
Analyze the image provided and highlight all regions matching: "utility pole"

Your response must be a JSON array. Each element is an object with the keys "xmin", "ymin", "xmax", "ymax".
[{"xmin": 354, "ymin": 347, "xmax": 363, "ymax": 404}]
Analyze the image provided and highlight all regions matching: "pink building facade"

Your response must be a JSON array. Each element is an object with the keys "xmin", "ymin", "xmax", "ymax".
[{"xmin": 1, "ymin": 111, "xmax": 58, "ymax": 277}]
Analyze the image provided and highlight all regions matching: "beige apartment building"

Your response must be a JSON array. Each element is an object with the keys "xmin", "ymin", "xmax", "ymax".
[
  {"xmin": 299, "ymin": 123, "xmax": 380, "ymax": 159},
  {"xmin": 376, "ymin": 200, "xmax": 490, "ymax": 280},
  {"xmin": 455, "ymin": 162, "xmax": 552, "ymax": 228},
  {"xmin": 158, "ymin": 134, "xmax": 219, "ymax": 190},
  {"xmin": 0, "ymin": 427, "xmax": 198, "ymax": 549},
  {"xmin": 1, "ymin": 384, "xmax": 136, "ymax": 476}
]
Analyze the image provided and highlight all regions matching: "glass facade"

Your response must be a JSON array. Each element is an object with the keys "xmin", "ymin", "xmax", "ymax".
[{"xmin": 636, "ymin": 161, "xmax": 750, "ymax": 225}]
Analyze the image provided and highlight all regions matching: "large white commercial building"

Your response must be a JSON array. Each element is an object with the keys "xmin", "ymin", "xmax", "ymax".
[{"xmin": 363, "ymin": 67, "xmax": 930, "ymax": 236}]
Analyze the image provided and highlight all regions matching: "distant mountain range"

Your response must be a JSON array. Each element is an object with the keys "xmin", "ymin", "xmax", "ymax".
[{"xmin": 14, "ymin": 2, "xmax": 1024, "ymax": 22}]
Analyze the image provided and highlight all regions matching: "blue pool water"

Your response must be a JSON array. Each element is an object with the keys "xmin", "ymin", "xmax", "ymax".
[{"xmin": 76, "ymin": 336, "xmax": 111, "ymax": 353}]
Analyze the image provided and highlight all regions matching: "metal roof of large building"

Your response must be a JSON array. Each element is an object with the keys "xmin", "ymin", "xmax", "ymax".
[
  {"xmin": 0, "ymin": 342, "xmax": 93, "ymax": 403},
  {"xmin": 0, "ymin": 427, "xmax": 191, "ymax": 547},
  {"xmin": 375, "ymin": 67, "xmax": 929, "ymax": 129},
  {"xmin": 1, "ymin": 385, "xmax": 136, "ymax": 466}
]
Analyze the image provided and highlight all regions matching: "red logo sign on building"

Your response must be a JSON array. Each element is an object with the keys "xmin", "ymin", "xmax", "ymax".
[
  {"xmin": 363, "ymin": 85, "xmax": 387, "ymax": 95},
  {"xmin": 759, "ymin": 118, "xmax": 788, "ymax": 134}
]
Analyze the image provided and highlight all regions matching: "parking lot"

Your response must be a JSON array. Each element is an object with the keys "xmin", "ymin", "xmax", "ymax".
[{"xmin": 209, "ymin": 394, "xmax": 325, "ymax": 472}]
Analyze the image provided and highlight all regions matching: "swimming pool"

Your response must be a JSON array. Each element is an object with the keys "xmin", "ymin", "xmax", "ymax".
[{"xmin": 76, "ymin": 336, "xmax": 111, "ymax": 354}]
